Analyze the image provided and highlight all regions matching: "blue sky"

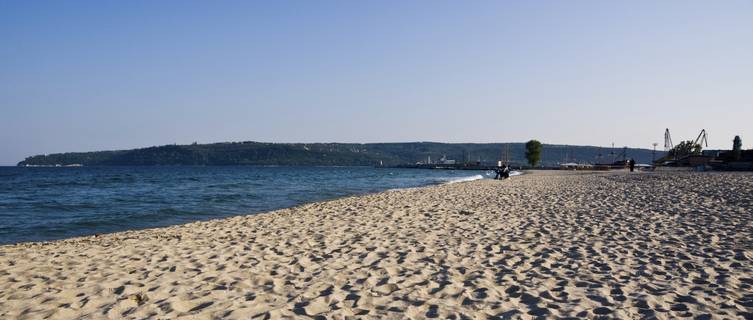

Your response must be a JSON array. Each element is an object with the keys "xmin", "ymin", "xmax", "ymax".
[{"xmin": 2, "ymin": 1, "xmax": 752, "ymax": 165}]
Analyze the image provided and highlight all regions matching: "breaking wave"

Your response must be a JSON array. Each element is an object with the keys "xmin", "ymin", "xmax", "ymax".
[{"xmin": 444, "ymin": 174, "xmax": 485, "ymax": 184}]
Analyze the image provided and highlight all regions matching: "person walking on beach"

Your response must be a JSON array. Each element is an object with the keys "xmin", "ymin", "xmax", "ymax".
[
  {"xmin": 494, "ymin": 165, "xmax": 503, "ymax": 179},
  {"xmin": 629, "ymin": 158, "xmax": 636, "ymax": 172},
  {"xmin": 502, "ymin": 165, "xmax": 510, "ymax": 179}
]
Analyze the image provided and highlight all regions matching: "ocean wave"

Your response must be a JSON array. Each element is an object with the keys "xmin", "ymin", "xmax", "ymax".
[
  {"xmin": 444, "ymin": 174, "xmax": 485, "ymax": 184},
  {"xmin": 0, "ymin": 166, "xmax": 505, "ymax": 244},
  {"xmin": 484, "ymin": 170, "xmax": 524, "ymax": 178}
]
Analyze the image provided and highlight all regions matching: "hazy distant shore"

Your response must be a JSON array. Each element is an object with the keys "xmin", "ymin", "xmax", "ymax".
[
  {"xmin": 15, "ymin": 141, "xmax": 661, "ymax": 167},
  {"xmin": 1, "ymin": 171, "xmax": 752, "ymax": 319}
]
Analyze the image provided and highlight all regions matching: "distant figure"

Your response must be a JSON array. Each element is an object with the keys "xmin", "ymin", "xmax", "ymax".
[
  {"xmin": 493, "ymin": 165, "xmax": 510, "ymax": 180},
  {"xmin": 629, "ymin": 158, "xmax": 636, "ymax": 172}
]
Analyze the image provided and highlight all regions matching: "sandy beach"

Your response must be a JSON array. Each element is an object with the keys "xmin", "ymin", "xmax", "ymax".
[{"xmin": 1, "ymin": 171, "xmax": 752, "ymax": 319}]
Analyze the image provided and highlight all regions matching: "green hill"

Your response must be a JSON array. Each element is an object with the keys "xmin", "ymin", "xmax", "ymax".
[{"xmin": 17, "ymin": 141, "xmax": 662, "ymax": 167}]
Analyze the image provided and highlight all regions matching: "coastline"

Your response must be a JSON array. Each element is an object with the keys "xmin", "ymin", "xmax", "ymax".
[
  {"xmin": 1, "ymin": 171, "xmax": 752, "ymax": 319},
  {"xmin": 0, "ymin": 166, "xmax": 487, "ymax": 245},
  {"xmin": 2, "ymin": 174, "xmax": 486, "ymax": 249}
]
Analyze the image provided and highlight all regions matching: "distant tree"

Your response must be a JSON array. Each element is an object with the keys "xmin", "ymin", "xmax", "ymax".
[
  {"xmin": 525, "ymin": 140, "xmax": 543, "ymax": 167},
  {"xmin": 732, "ymin": 135, "xmax": 742, "ymax": 161},
  {"xmin": 668, "ymin": 140, "xmax": 702, "ymax": 158}
]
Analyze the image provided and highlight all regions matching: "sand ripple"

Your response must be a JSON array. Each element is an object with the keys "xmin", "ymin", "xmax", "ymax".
[{"xmin": 1, "ymin": 171, "xmax": 752, "ymax": 319}]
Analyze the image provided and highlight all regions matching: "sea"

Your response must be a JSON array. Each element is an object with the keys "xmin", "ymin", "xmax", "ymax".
[{"xmin": 0, "ymin": 166, "xmax": 487, "ymax": 244}]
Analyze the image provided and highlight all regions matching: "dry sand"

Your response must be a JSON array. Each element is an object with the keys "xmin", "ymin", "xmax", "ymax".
[{"xmin": 1, "ymin": 171, "xmax": 752, "ymax": 319}]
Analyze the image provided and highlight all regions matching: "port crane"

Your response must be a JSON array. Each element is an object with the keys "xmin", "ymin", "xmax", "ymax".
[
  {"xmin": 662, "ymin": 128, "xmax": 708, "ymax": 161},
  {"xmin": 664, "ymin": 128, "xmax": 673, "ymax": 151},
  {"xmin": 664, "ymin": 128, "xmax": 708, "ymax": 150},
  {"xmin": 693, "ymin": 129, "xmax": 709, "ymax": 149}
]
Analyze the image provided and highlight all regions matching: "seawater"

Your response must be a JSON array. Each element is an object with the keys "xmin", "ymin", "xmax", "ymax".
[{"xmin": 0, "ymin": 166, "xmax": 485, "ymax": 244}]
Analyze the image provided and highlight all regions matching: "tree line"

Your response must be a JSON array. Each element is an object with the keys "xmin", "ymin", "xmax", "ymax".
[{"xmin": 18, "ymin": 141, "xmax": 659, "ymax": 167}]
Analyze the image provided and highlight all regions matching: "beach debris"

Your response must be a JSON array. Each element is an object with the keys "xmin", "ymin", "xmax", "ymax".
[{"xmin": 128, "ymin": 292, "xmax": 148, "ymax": 305}]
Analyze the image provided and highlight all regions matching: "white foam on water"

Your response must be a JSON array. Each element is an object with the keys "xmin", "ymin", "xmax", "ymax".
[{"xmin": 445, "ymin": 174, "xmax": 485, "ymax": 184}]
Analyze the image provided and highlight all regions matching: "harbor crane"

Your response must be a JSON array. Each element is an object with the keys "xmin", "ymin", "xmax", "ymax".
[
  {"xmin": 663, "ymin": 128, "xmax": 708, "ymax": 161},
  {"xmin": 694, "ymin": 129, "xmax": 709, "ymax": 148},
  {"xmin": 665, "ymin": 128, "xmax": 708, "ymax": 150},
  {"xmin": 664, "ymin": 128, "xmax": 673, "ymax": 151}
]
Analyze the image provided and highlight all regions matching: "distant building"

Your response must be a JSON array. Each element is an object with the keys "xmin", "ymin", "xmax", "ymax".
[{"xmin": 438, "ymin": 155, "xmax": 456, "ymax": 165}]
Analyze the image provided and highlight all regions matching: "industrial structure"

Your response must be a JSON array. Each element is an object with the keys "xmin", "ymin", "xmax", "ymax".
[{"xmin": 658, "ymin": 128, "xmax": 712, "ymax": 167}]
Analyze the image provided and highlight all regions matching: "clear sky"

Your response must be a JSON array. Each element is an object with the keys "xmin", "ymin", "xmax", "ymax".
[{"xmin": 2, "ymin": 1, "xmax": 752, "ymax": 165}]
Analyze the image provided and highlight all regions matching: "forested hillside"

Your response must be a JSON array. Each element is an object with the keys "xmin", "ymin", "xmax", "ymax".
[{"xmin": 18, "ymin": 141, "xmax": 661, "ymax": 167}]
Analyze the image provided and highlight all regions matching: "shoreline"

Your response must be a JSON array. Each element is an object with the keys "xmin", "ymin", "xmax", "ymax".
[
  {"xmin": 0, "ymin": 167, "xmax": 487, "ymax": 246},
  {"xmin": 2, "ymin": 171, "xmax": 751, "ymax": 319},
  {"xmin": 1, "ymin": 172, "xmax": 490, "ymax": 248}
]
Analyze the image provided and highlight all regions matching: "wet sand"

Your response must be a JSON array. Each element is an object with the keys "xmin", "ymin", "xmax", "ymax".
[{"xmin": 1, "ymin": 171, "xmax": 752, "ymax": 319}]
